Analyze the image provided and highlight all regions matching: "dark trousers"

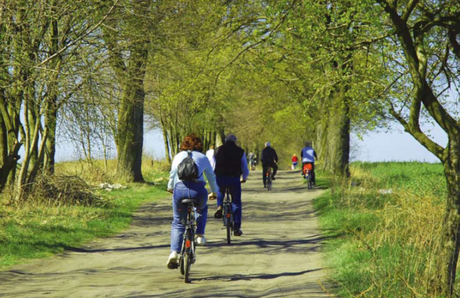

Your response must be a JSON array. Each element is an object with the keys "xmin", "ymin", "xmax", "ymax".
[
  {"xmin": 302, "ymin": 162, "xmax": 316, "ymax": 183},
  {"xmin": 262, "ymin": 161, "xmax": 278, "ymax": 186},
  {"xmin": 216, "ymin": 176, "xmax": 242, "ymax": 230}
]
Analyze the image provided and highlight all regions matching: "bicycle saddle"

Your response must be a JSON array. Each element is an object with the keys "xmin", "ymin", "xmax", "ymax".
[{"xmin": 181, "ymin": 198, "xmax": 199, "ymax": 204}]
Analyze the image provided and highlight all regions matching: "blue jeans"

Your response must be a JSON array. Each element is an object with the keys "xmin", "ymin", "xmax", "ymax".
[
  {"xmin": 170, "ymin": 181, "xmax": 208, "ymax": 253},
  {"xmin": 216, "ymin": 176, "xmax": 242, "ymax": 231}
]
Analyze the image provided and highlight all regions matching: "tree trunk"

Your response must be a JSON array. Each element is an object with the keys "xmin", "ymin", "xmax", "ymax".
[
  {"xmin": 316, "ymin": 84, "xmax": 350, "ymax": 176},
  {"xmin": 44, "ymin": 100, "xmax": 57, "ymax": 173},
  {"xmin": 161, "ymin": 121, "xmax": 171, "ymax": 163},
  {"xmin": 116, "ymin": 75, "xmax": 146, "ymax": 182},
  {"xmin": 325, "ymin": 84, "xmax": 350, "ymax": 176},
  {"xmin": 438, "ymin": 139, "xmax": 460, "ymax": 297}
]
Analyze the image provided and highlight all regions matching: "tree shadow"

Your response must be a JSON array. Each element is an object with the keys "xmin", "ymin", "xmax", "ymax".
[{"xmin": 195, "ymin": 268, "xmax": 323, "ymax": 282}]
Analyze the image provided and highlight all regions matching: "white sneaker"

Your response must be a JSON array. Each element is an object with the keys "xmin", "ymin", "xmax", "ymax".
[
  {"xmin": 166, "ymin": 251, "xmax": 179, "ymax": 269},
  {"xmin": 196, "ymin": 236, "xmax": 206, "ymax": 246}
]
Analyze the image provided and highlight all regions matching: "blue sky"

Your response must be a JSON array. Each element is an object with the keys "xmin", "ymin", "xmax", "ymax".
[
  {"xmin": 141, "ymin": 121, "xmax": 449, "ymax": 163},
  {"xmin": 56, "ymin": 122, "xmax": 448, "ymax": 163},
  {"xmin": 353, "ymin": 123, "xmax": 447, "ymax": 163}
]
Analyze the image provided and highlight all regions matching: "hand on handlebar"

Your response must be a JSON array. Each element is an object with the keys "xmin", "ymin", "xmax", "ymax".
[
  {"xmin": 208, "ymin": 192, "xmax": 217, "ymax": 200},
  {"xmin": 240, "ymin": 179, "xmax": 246, "ymax": 183}
]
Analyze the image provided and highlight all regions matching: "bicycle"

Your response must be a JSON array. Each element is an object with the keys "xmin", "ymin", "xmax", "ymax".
[
  {"xmin": 222, "ymin": 187, "xmax": 234, "ymax": 244},
  {"xmin": 266, "ymin": 167, "xmax": 273, "ymax": 191},
  {"xmin": 303, "ymin": 163, "xmax": 313, "ymax": 190},
  {"xmin": 178, "ymin": 198, "xmax": 199, "ymax": 283}
]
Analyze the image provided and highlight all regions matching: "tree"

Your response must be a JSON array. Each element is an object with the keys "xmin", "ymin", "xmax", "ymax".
[
  {"xmin": 367, "ymin": 0, "xmax": 460, "ymax": 295},
  {"xmin": 0, "ymin": 0, "xmax": 107, "ymax": 194},
  {"xmin": 101, "ymin": 0, "xmax": 158, "ymax": 182}
]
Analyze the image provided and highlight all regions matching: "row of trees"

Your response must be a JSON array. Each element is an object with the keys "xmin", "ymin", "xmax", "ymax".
[{"xmin": 1, "ymin": 0, "xmax": 460, "ymax": 296}]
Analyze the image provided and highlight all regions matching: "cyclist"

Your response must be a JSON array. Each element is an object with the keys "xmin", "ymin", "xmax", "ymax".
[
  {"xmin": 248, "ymin": 152, "xmax": 256, "ymax": 170},
  {"xmin": 301, "ymin": 141, "xmax": 317, "ymax": 184},
  {"xmin": 166, "ymin": 133, "xmax": 218, "ymax": 269},
  {"xmin": 261, "ymin": 142, "xmax": 278, "ymax": 188},
  {"xmin": 292, "ymin": 154, "xmax": 298, "ymax": 170},
  {"xmin": 213, "ymin": 134, "xmax": 249, "ymax": 236},
  {"xmin": 206, "ymin": 145, "xmax": 216, "ymax": 170}
]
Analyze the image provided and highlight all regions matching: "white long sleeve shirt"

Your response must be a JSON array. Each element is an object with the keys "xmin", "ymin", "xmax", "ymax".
[{"xmin": 167, "ymin": 150, "xmax": 219, "ymax": 193}]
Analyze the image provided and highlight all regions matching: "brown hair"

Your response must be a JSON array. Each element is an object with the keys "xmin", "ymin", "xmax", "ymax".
[{"xmin": 180, "ymin": 133, "xmax": 203, "ymax": 152}]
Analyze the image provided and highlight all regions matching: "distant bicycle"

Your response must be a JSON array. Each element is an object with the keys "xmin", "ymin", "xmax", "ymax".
[
  {"xmin": 266, "ymin": 167, "xmax": 273, "ymax": 191},
  {"xmin": 303, "ymin": 163, "xmax": 313, "ymax": 190},
  {"xmin": 222, "ymin": 187, "xmax": 235, "ymax": 244},
  {"xmin": 178, "ymin": 198, "xmax": 199, "ymax": 283}
]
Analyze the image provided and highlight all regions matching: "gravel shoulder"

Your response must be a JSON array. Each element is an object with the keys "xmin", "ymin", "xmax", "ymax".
[{"xmin": 0, "ymin": 170, "xmax": 332, "ymax": 298}]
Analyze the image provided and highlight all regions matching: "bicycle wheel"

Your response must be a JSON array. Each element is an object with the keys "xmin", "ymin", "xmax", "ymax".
[
  {"xmin": 226, "ymin": 217, "xmax": 231, "ymax": 244},
  {"xmin": 224, "ymin": 204, "xmax": 231, "ymax": 244},
  {"xmin": 179, "ymin": 253, "xmax": 185, "ymax": 275},
  {"xmin": 184, "ymin": 252, "xmax": 191, "ymax": 283},
  {"xmin": 307, "ymin": 171, "xmax": 312, "ymax": 189},
  {"xmin": 267, "ymin": 175, "xmax": 272, "ymax": 191}
]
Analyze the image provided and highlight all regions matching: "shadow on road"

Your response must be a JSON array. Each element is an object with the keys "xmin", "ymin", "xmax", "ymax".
[{"xmin": 197, "ymin": 268, "xmax": 323, "ymax": 282}]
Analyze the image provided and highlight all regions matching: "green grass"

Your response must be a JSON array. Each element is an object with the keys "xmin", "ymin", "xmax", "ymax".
[
  {"xmin": 315, "ymin": 161, "xmax": 447, "ymax": 297},
  {"xmin": 0, "ymin": 159, "xmax": 170, "ymax": 269}
]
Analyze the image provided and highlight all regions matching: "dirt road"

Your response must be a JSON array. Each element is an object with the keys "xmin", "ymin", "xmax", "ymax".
[{"xmin": 0, "ymin": 170, "xmax": 331, "ymax": 298}]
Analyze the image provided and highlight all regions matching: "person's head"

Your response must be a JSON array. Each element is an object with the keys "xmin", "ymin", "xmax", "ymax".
[
  {"xmin": 265, "ymin": 141, "xmax": 271, "ymax": 147},
  {"xmin": 304, "ymin": 141, "xmax": 312, "ymax": 147},
  {"xmin": 225, "ymin": 134, "xmax": 237, "ymax": 143},
  {"xmin": 180, "ymin": 133, "xmax": 203, "ymax": 152},
  {"xmin": 293, "ymin": 154, "xmax": 297, "ymax": 157}
]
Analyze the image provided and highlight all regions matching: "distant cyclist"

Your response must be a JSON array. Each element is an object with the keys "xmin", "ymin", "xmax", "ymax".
[
  {"xmin": 206, "ymin": 145, "xmax": 216, "ymax": 170},
  {"xmin": 166, "ymin": 133, "xmax": 218, "ymax": 269},
  {"xmin": 248, "ymin": 152, "xmax": 256, "ymax": 170},
  {"xmin": 301, "ymin": 141, "xmax": 317, "ymax": 184},
  {"xmin": 213, "ymin": 134, "xmax": 249, "ymax": 236},
  {"xmin": 261, "ymin": 142, "xmax": 278, "ymax": 188},
  {"xmin": 291, "ymin": 154, "xmax": 298, "ymax": 170}
]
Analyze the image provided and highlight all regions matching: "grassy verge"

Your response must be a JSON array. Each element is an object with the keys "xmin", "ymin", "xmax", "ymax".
[
  {"xmin": 0, "ymin": 158, "xmax": 170, "ymax": 269},
  {"xmin": 314, "ymin": 162, "xmax": 448, "ymax": 297}
]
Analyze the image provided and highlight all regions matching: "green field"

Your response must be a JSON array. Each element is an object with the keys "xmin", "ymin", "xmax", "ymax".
[
  {"xmin": 315, "ymin": 162, "xmax": 448, "ymax": 298},
  {"xmin": 0, "ymin": 159, "xmax": 170, "ymax": 269}
]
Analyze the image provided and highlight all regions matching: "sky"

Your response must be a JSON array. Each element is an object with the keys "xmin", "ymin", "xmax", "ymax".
[
  {"xmin": 56, "ymin": 122, "xmax": 448, "ymax": 163},
  {"xmin": 352, "ymin": 123, "xmax": 448, "ymax": 163}
]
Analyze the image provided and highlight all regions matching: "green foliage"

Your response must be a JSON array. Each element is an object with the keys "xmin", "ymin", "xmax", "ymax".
[{"xmin": 315, "ymin": 162, "xmax": 447, "ymax": 297}]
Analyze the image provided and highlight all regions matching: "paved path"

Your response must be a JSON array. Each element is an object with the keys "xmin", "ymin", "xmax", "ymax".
[{"xmin": 0, "ymin": 170, "xmax": 332, "ymax": 298}]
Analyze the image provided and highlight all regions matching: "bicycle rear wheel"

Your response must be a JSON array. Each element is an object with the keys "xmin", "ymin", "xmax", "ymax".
[
  {"xmin": 184, "ymin": 253, "xmax": 191, "ymax": 283},
  {"xmin": 179, "ymin": 254, "xmax": 185, "ymax": 275},
  {"xmin": 226, "ymin": 223, "xmax": 231, "ymax": 244},
  {"xmin": 307, "ymin": 171, "xmax": 312, "ymax": 189}
]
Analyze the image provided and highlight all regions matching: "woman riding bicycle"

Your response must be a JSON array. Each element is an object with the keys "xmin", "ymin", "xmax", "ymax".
[{"xmin": 166, "ymin": 133, "xmax": 218, "ymax": 269}]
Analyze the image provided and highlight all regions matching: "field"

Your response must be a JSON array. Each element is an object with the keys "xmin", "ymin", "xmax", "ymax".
[
  {"xmin": 315, "ymin": 162, "xmax": 449, "ymax": 297},
  {"xmin": 0, "ymin": 159, "xmax": 170, "ymax": 269}
]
